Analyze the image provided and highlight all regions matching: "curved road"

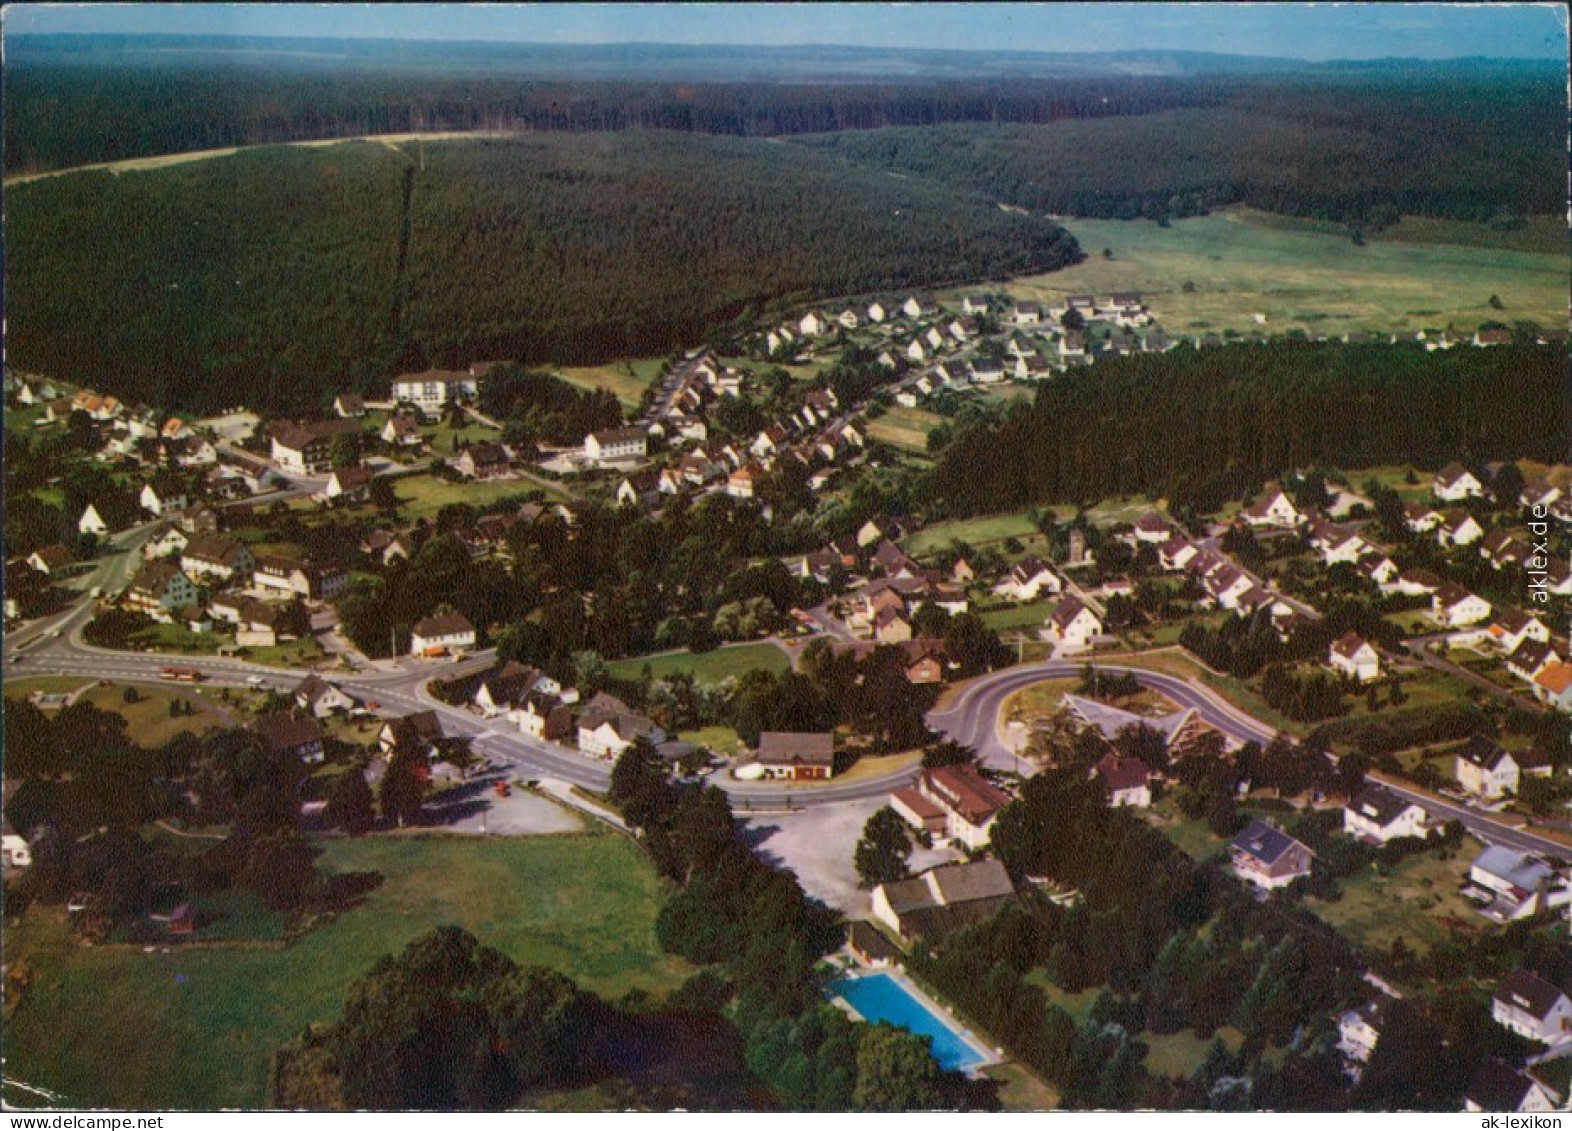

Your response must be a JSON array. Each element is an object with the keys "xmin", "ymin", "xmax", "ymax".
[{"xmin": 8, "ymin": 553, "xmax": 1572, "ymax": 855}]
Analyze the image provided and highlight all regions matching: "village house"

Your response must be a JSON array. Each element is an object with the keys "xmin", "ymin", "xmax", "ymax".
[
  {"xmin": 726, "ymin": 461, "xmax": 764, "ymax": 500},
  {"xmin": 1240, "ymin": 488, "xmax": 1304, "ymax": 529},
  {"xmin": 379, "ymin": 711, "xmax": 445, "ymax": 760},
  {"xmin": 139, "ymin": 479, "xmax": 188, "ymax": 517},
  {"xmin": 1131, "ymin": 512, "xmax": 1172, "ymax": 545},
  {"xmin": 26, "ymin": 544, "xmax": 73, "ymax": 577},
  {"xmin": 270, "ymin": 420, "xmax": 352, "ymax": 475},
  {"xmin": 391, "ymin": 369, "xmax": 480, "ymax": 411},
  {"xmin": 1435, "ymin": 510, "xmax": 1484, "ymax": 548},
  {"xmin": 78, "ymin": 503, "xmax": 109, "ymax": 537},
  {"xmin": 1094, "ymin": 753, "xmax": 1152, "ymax": 808},
  {"xmin": 252, "ymin": 554, "xmax": 346, "ymax": 601},
  {"xmin": 1520, "ymin": 480, "xmax": 1562, "ymax": 511},
  {"xmin": 180, "ymin": 504, "xmax": 221, "ymax": 535},
  {"xmin": 1532, "ymin": 662, "xmax": 1572, "ymax": 711},
  {"xmin": 1433, "ymin": 462, "xmax": 1486, "ymax": 502},
  {"xmin": 333, "ymin": 392, "xmax": 367, "ymax": 418},
  {"xmin": 181, "ymin": 534, "xmax": 254, "ymax": 586},
  {"xmin": 754, "ymin": 731, "xmax": 836, "ymax": 782},
  {"xmin": 870, "ymin": 859, "xmax": 1016, "ymax": 944},
  {"xmin": 409, "ymin": 612, "xmax": 476, "ymax": 657},
  {"xmin": 798, "ymin": 310, "xmax": 832, "ymax": 337},
  {"xmin": 472, "ymin": 661, "xmax": 563, "ymax": 717},
  {"xmin": 616, "ymin": 469, "xmax": 662, "ymax": 509},
  {"xmin": 576, "ymin": 693, "xmax": 664, "ymax": 759},
  {"xmin": 1337, "ymin": 995, "xmax": 1394, "ymax": 1068},
  {"xmin": 1492, "ymin": 969, "xmax": 1572, "ymax": 1044},
  {"xmin": 1329, "ymin": 632, "xmax": 1381, "ymax": 683},
  {"xmin": 515, "ymin": 690, "xmax": 576, "ymax": 742},
  {"xmin": 993, "ymin": 556, "xmax": 1062, "ymax": 601},
  {"xmin": 1463, "ymin": 1063, "xmax": 1564, "ymax": 1115},
  {"xmin": 381, "ymin": 414, "xmax": 424, "ymax": 448},
  {"xmin": 874, "ymin": 606, "xmax": 913, "ymax": 645},
  {"xmin": 1343, "ymin": 783, "xmax": 1433, "ymax": 844},
  {"xmin": 1047, "ymin": 596, "xmax": 1103, "ymax": 652},
  {"xmin": 2, "ymin": 786, "xmax": 32, "ymax": 870},
  {"xmin": 323, "ymin": 464, "xmax": 373, "ymax": 503},
  {"xmin": 584, "ymin": 427, "xmax": 647, "ymax": 465},
  {"xmin": 1454, "ymin": 736, "xmax": 1520, "ymax": 799},
  {"xmin": 1506, "ymin": 638, "xmax": 1562, "ymax": 684},
  {"xmin": 865, "ymin": 300, "xmax": 888, "ymax": 323},
  {"xmin": 251, "ymin": 711, "xmax": 325, "ymax": 765},
  {"xmin": 293, "ymin": 674, "xmax": 354, "ymax": 718},
  {"xmin": 1158, "ymin": 536, "xmax": 1198, "ymax": 572},
  {"xmin": 124, "ymin": 561, "xmax": 199, "ymax": 619},
  {"xmin": 897, "ymin": 763, "xmax": 1010, "ymax": 849},
  {"xmin": 1485, "ymin": 607, "xmax": 1550, "ymax": 657},
  {"xmin": 1468, "ymin": 847, "xmax": 1570, "ymax": 923},
  {"xmin": 455, "ymin": 443, "xmax": 511, "ymax": 480},
  {"xmin": 1431, "ymin": 583, "xmax": 1491, "ymax": 628},
  {"xmin": 1229, "ymin": 820, "xmax": 1313, "ymax": 891}
]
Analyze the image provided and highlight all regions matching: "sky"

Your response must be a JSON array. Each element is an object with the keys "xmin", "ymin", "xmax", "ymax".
[{"xmin": 4, "ymin": 3, "xmax": 1567, "ymax": 61}]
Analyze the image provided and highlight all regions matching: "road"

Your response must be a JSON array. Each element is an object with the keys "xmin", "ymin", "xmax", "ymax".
[{"xmin": 8, "ymin": 541, "xmax": 1572, "ymax": 855}]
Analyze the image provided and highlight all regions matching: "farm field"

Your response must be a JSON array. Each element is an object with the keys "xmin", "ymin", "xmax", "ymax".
[
  {"xmin": 999, "ymin": 209, "xmax": 1568, "ymax": 336},
  {"xmin": 606, "ymin": 640, "xmax": 791, "ymax": 685},
  {"xmin": 866, "ymin": 404, "xmax": 943, "ymax": 452},
  {"xmin": 1, "ymin": 832, "xmax": 689, "ymax": 1109}
]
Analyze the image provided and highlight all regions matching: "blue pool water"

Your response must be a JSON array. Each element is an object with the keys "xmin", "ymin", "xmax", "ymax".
[{"xmin": 825, "ymin": 973, "xmax": 985, "ymax": 1071}]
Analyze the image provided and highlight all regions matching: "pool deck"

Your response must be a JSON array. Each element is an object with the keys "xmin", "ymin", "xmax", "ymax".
[{"xmin": 826, "ymin": 964, "xmax": 1003, "ymax": 1074}]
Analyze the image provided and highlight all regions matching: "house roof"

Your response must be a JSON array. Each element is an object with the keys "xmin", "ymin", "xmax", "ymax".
[
  {"xmin": 1508, "ymin": 637, "xmax": 1559, "ymax": 672},
  {"xmin": 412, "ymin": 612, "xmax": 475, "ymax": 639},
  {"xmin": 1433, "ymin": 583, "xmax": 1479, "ymax": 610},
  {"xmin": 335, "ymin": 392, "xmax": 366, "ymax": 411},
  {"xmin": 1473, "ymin": 846, "xmax": 1556, "ymax": 895},
  {"xmin": 395, "ymin": 368, "xmax": 474, "ymax": 386},
  {"xmin": 478, "ymin": 661, "xmax": 544, "ymax": 707},
  {"xmin": 924, "ymin": 764, "xmax": 1010, "ymax": 824},
  {"xmin": 1454, "ymin": 735, "xmax": 1515, "ymax": 771},
  {"xmin": 1493, "ymin": 969, "xmax": 1569, "ymax": 1021},
  {"xmin": 892, "ymin": 786, "xmax": 946, "ymax": 822},
  {"xmin": 30, "ymin": 544, "xmax": 74, "ymax": 569},
  {"xmin": 928, "ymin": 858, "xmax": 1015, "ymax": 904},
  {"xmin": 383, "ymin": 710, "xmax": 444, "ymax": 749},
  {"xmin": 1435, "ymin": 461, "xmax": 1475, "ymax": 487},
  {"xmin": 1095, "ymin": 753, "xmax": 1151, "ymax": 793},
  {"xmin": 130, "ymin": 560, "xmax": 189, "ymax": 595},
  {"xmin": 847, "ymin": 920, "xmax": 902, "ymax": 963},
  {"xmin": 1347, "ymin": 784, "xmax": 1420, "ymax": 828},
  {"xmin": 1061, "ymin": 694, "xmax": 1197, "ymax": 749},
  {"xmin": 1330, "ymin": 632, "xmax": 1374, "ymax": 660},
  {"xmin": 756, "ymin": 731, "xmax": 835, "ymax": 768},
  {"xmin": 293, "ymin": 673, "xmax": 343, "ymax": 707},
  {"xmin": 331, "ymin": 465, "xmax": 373, "ymax": 488},
  {"xmin": 463, "ymin": 443, "xmax": 509, "ymax": 465},
  {"xmin": 1534, "ymin": 662, "xmax": 1572, "ymax": 696},
  {"xmin": 1050, "ymin": 595, "xmax": 1095, "ymax": 630},
  {"xmin": 1133, "ymin": 512, "xmax": 1170, "ymax": 534},
  {"xmin": 1230, "ymin": 819, "xmax": 1307, "ymax": 867},
  {"xmin": 250, "ymin": 711, "xmax": 323, "ymax": 755},
  {"xmin": 183, "ymin": 534, "xmax": 248, "ymax": 566},
  {"xmin": 1465, "ymin": 1062, "xmax": 1542, "ymax": 1113},
  {"xmin": 589, "ymin": 427, "xmax": 646, "ymax": 446}
]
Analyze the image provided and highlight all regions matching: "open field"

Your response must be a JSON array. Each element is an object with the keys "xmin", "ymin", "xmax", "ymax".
[
  {"xmin": 866, "ymin": 404, "xmax": 942, "ymax": 452},
  {"xmin": 981, "ymin": 600, "xmax": 1056, "ymax": 632},
  {"xmin": 606, "ymin": 640, "xmax": 791, "ymax": 685},
  {"xmin": 903, "ymin": 511, "xmax": 1041, "ymax": 557},
  {"xmin": 391, "ymin": 471, "xmax": 567, "ymax": 518},
  {"xmin": 2, "ymin": 832, "xmax": 688, "ymax": 1109},
  {"xmin": 1241, "ymin": 211, "xmax": 1567, "ymax": 258},
  {"xmin": 3, "ymin": 678, "xmax": 244, "ymax": 747},
  {"xmin": 553, "ymin": 358, "xmax": 664, "ymax": 410},
  {"xmin": 1141, "ymin": 1026, "xmax": 1245, "ymax": 1080},
  {"xmin": 1305, "ymin": 837, "xmax": 1484, "ymax": 956},
  {"xmin": 999, "ymin": 209, "xmax": 1568, "ymax": 336}
]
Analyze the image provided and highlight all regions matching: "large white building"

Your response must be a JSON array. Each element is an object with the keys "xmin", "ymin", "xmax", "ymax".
[
  {"xmin": 584, "ymin": 427, "xmax": 648, "ymax": 464},
  {"xmin": 391, "ymin": 369, "xmax": 480, "ymax": 410}
]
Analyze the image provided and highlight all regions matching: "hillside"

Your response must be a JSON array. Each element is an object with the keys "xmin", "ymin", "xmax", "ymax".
[{"xmin": 5, "ymin": 132, "xmax": 1081, "ymax": 413}]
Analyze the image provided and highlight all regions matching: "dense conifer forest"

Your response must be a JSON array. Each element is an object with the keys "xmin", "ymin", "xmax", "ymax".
[
  {"xmin": 925, "ymin": 341, "xmax": 1569, "ymax": 516},
  {"xmin": 6, "ymin": 134, "xmax": 1080, "ymax": 413}
]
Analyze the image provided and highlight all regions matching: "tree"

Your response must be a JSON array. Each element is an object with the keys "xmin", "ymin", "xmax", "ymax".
[
  {"xmin": 379, "ymin": 747, "xmax": 430, "ymax": 827},
  {"xmin": 854, "ymin": 806, "xmax": 913, "ymax": 887},
  {"xmin": 853, "ymin": 1023, "xmax": 944, "ymax": 1111},
  {"xmin": 324, "ymin": 767, "xmax": 377, "ymax": 834},
  {"xmin": 1490, "ymin": 462, "xmax": 1524, "ymax": 510},
  {"xmin": 330, "ymin": 431, "xmax": 361, "ymax": 470}
]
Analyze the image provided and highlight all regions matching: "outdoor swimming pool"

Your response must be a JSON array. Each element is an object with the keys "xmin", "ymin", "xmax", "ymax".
[{"xmin": 825, "ymin": 972, "xmax": 988, "ymax": 1072}]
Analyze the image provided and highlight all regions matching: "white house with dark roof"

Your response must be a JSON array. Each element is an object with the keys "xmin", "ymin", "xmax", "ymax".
[
  {"xmin": 1433, "ymin": 462, "xmax": 1485, "ymax": 502},
  {"xmin": 1329, "ymin": 633, "xmax": 1381, "ymax": 683},
  {"xmin": 1046, "ymin": 596, "xmax": 1102, "ymax": 653},
  {"xmin": 583, "ymin": 427, "xmax": 647, "ymax": 464},
  {"xmin": 1094, "ymin": 753, "xmax": 1152, "ymax": 808},
  {"xmin": 1436, "ymin": 510, "xmax": 1484, "ymax": 547},
  {"xmin": 78, "ymin": 503, "xmax": 110, "ymax": 536},
  {"xmin": 1240, "ymin": 488, "xmax": 1303, "ymax": 529},
  {"xmin": 1337, "ymin": 995, "xmax": 1394, "ymax": 1067},
  {"xmin": 1467, "ymin": 847, "xmax": 1569, "ymax": 923},
  {"xmin": 1491, "ymin": 970, "xmax": 1572, "ymax": 1044},
  {"xmin": 1464, "ymin": 1062, "xmax": 1564, "ymax": 1114},
  {"xmin": 1431, "ymin": 584, "xmax": 1491, "ymax": 628},
  {"xmin": 1453, "ymin": 737, "xmax": 1520, "ymax": 799},
  {"xmin": 1343, "ymin": 783, "xmax": 1432, "ymax": 843},
  {"xmin": 409, "ymin": 612, "xmax": 476, "ymax": 657},
  {"xmin": 576, "ymin": 692, "xmax": 664, "ymax": 759}
]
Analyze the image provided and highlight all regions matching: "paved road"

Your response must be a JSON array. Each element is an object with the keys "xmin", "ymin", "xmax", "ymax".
[{"xmin": 10, "ymin": 554, "xmax": 1572, "ymax": 854}]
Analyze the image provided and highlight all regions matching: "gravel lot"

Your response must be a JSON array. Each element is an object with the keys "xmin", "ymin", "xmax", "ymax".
[{"xmin": 742, "ymin": 796, "xmax": 959, "ymax": 914}]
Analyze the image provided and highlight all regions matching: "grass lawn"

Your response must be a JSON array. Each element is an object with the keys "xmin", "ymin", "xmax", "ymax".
[
  {"xmin": 392, "ymin": 471, "xmax": 566, "ymax": 518},
  {"xmin": 3, "ymin": 678, "xmax": 245, "ymax": 746},
  {"xmin": 5, "ymin": 404, "xmax": 48, "ymax": 433},
  {"xmin": 827, "ymin": 749, "xmax": 922, "ymax": 787},
  {"xmin": 605, "ymin": 641, "xmax": 791, "ymax": 685},
  {"xmin": 554, "ymin": 359, "xmax": 663, "ymax": 410},
  {"xmin": 422, "ymin": 416, "xmax": 502, "ymax": 454},
  {"xmin": 981, "ymin": 600, "xmax": 1055, "ymax": 632},
  {"xmin": 1023, "ymin": 971, "xmax": 1102, "ymax": 1023},
  {"xmin": 1008, "ymin": 209, "xmax": 1568, "ymax": 337},
  {"xmin": 3, "ymin": 832, "xmax": 690, "ymax": 1109},
  {"xmin": 1001, "ymin": 677, "xmax": 1081, "ymax": 725},
  {"xmin": 679, "ymin": 725, "xmax": 748, "ymax": 760},
  {"xmin": 903, "ymin": 510, "xmax": 1041, "ymax": 557},
  {"xmin": 130, "ymin": 623, "xmax": 223, "ymax": 656},
  {"xmin": 241, "ymin": 638, "xmax": 327, "ymax": 668},
  {"xmin": 1140, "ymin": 1026, "xmax": 1245, "ymax": 1080},
  {"xmin": 986, "ymin": 1061, "xmax": 1060, "ymax": 1111},
  {"xmin": 1143, "ymin": 796, "xmax": 1229, "ymax": 864},
  {"xmin": 1305, "ymin": 837, "xmax": 1484, "ymax": 956},
  {"xmin": 1244, "ymin": 211, "xmax": 1568, "ymax": 258},
  {"xmin": 1111, "ymin": 650, "xmax": 1305, "ymax": 738}
]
